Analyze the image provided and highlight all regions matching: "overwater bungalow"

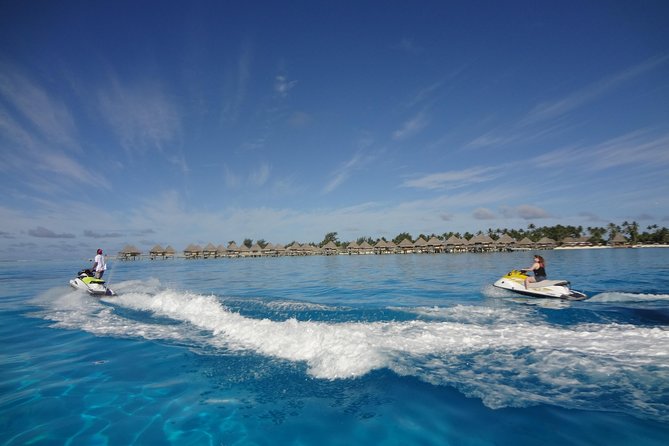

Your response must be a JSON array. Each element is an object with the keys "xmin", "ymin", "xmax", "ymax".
[
  {"xmin": 496, "ymin": 234, "xmax": 516, "ymax": 251},
  {"xmin": 469, "ymin": 234, "xmax": 495, "ymax": 252},
  {"xmin": 149, "ymin": 244, "xmax": 165, "ymax": 260},
  {"xmin": 346, "ymin": 241, "xmax": 360, "ymax": 254},
  {"xmin": 274, "ymin": 243, "xmax": 286, "ymax": 256},
  {"xmin": 250, "ymin": 243, "xmax": 263, "ymax": 257},
  {"xmin": 202, "ymin": 243, "xmax": 217, "ymax": 259},
  {"xmin": 358, "ymin": 241, "xmax": 374, "ymax": 255},
  {"xmin": 536, "ymin": 237, "xmax": 557, "ymax": 249},
  {"xmin": 322, "ymin": 241, "xmax": 339, "ymax": 255},
  {"xmin": 286, "ymin": 242, "xmax": 302, "ymax": 256},
  {"xmin": 444, "ymin": 235, "xmax": 464, "ymax": 253},
  {"xmin": 516, "ymin": 237, "xmax": 535, "ymax": 250},
  {"xmin": 413, "ymin": 236, "xmax": 428, "ymax": 253},
  {"xmin": 374, "ymin": 239, "xmax": 396, "ymax": 254},
  {"xmin": 119, "ymin": 244, "xmax": 142, "ymax": 260},
  {"xmin": 226, "ymin": 242, "xmax": 241, "ymax": 257},
  {"xmin": 183, "ymin": 244, "xmax": 202, "ymax": 259},
  {"xmin": 164, "ymin": 245, "xmax": 176, "ymax": 259},
  {"xmin": 426, "ymin": 236, "xmax": 444, "ymax": 253},
  {"xmin": 238, "ymin": 244, "xmax": 250, "ymax": 257},
  {"xmin": 397, "ymin": 238, "xmax": 414, "ymax": 254}
]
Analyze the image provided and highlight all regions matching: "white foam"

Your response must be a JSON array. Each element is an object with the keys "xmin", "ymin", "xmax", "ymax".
[
  {"xmin": 588, "ymin": 292, "xmax": 669, "ymax": 303},
  {"xmin": 32, "ymin": 282, "xmax": 669, "ymax": 421}
]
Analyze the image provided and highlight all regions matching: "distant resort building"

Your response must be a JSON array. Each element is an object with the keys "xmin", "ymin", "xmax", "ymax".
[
  {"xmin": 115, "ymin": 229, "xmax": 643, "ymax": 261},
  {"xmin": 609, "ymin": 233, "xmax": 628, "ymax": 247},
  {"xmin": 119, "ymin": 244, "xmax": 142, "ymax": 260}
]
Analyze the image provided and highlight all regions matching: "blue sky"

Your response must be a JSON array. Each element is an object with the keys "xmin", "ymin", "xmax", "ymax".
[{"xmin": 1, "ymin": 1, "xmax": 668, "ymax": 260}]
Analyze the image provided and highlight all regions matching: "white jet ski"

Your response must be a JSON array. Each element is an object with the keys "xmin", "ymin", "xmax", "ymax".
[
  {"xmin": 69, "ymin": 269, "xmax": 115, "ymax": 296},
  {"xmin": 493, "ymin": 270, "xmax": 587, "ymax": 300}
]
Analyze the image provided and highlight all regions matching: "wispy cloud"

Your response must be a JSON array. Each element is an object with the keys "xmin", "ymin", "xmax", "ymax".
[
  {"xmin": 532, "ymin": 130, "xmax": 669, "ymax": 171},
  {"xmin": 401, "ymin": 166, "xmax": 500, "ymax": 190},
  {"xmin": 498, "ymin": 205, "xmax": 551, "ymax": 220},
  {"xmin": 521, "ymin": 55, "xmax": 669, "ymax": 126},
  {"xmin": 0, "ymin": 64, "xmax": 79, "ymax": 150},
  {"xmin": 393, "ymin": 38, "xmax": 424, "ymax": 55},
  {"xmin": 97, "ymin": 76, "xmax": 181, "ymax": 155},
  {"xmin": 288, "ymin": 111, "xmax": 311, "ymax": 128},
  {"xmin": 275, "ymin": 75, "xmax": 297, "ymax": 98},
  {"xmin": 84, "ymin": 229, "xmax": 124, "ymax": 238},
  {"xmin": 0, "ymin": 91, "xmax": 109, "ymax": 190},
  {"xmin": 466, "ymin": 56, "xmax": 669, "ymax": 150},
  {"xmin": 392, "ymin": 112, "xmax": 429, "ymax": 140},
  {"xmin": 324, "ymin": 151, "xmax": 376, "ymax": 193},
  {"xmin": 249, "ymin": 163, "xmax": 271, "ymax": 187},
  {"xmin": 28, "ymin": 226, "xmax": 76, "ymax": 238},
  {"xmin": 224, "ymin": 163, "xmax": 272, "ymax": 189},
  {"xmin": 221, "ymin": 42, "xmax": 252, "ymax": 123},
  {"xmin": 473, "ymin": 208, "xmax": 496, "ymax": 220}
]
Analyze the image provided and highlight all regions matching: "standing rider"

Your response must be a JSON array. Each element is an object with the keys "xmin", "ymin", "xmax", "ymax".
[
  {"xmin": 92, "ymin": 249, "xmax": 107, "ymax": 279},
  {"xmin": 522, "ymin": 255, "xmax": 546, "ymax": 289}
]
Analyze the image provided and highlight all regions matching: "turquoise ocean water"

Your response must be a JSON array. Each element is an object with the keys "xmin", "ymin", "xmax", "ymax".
[{"xmin": 1, "ymin": 248, "xmax": 668, "ymax": 445}]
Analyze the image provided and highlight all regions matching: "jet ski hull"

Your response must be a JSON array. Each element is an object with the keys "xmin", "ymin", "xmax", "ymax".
[
  {"xmin": 69, "ymin": 274, "xmax": 115, "ymax": 296},
  {"xmin": 493, "ymin": 270, "xmax": 587, "ymax": 301}
]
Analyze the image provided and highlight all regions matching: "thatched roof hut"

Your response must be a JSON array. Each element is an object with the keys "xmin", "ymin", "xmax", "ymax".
[
  {"xmin": 203, "ymin": 243, "xmax": 217, "ymax": 258},
  {"xmin": 120, "ymin": 244, "xmax": 142, "ymax": 260},
  {"xmin": 346, "ymin": 241, "xmax": 360, "ymax": 253},
  {"xmin": 398, "ymin": 238, "xmax": 414, "ymax": 253},
  {"xmin": 149, "ymin": 244, "xmax": 165, "ymax": 259},
  {"xmin": 164, "ymin": 245, "xmax": 176, "ymax": 258},
  {"xmin": 184, "ymin": 244, "xmax": 202, "ymax": 259},
  {"xmin": 413, "ymin": 237, "xmax": 428, "ymax": 252},
  {"xmin": 496, "ymin": 234, "xmax": 516, "ymax": 247},
  {"xmin": 536, "ymin": 237, "xmax": 556, "ymax": 248},
  {"xmin": 250, "ymin": 243, "xmax": 263, "ymax": 256},
  {"xmin": 426, "ymin": 236, "xmax": 443, "ymax": 252},
  {"xmin": 517, "ymin": 237, "xmax": 534, "ymax": 249},
  {"xmin": 322, "ymin": 241, "xmax": 339, "ymax": 255},
  {"xmin": 358, "ymin": 241, "xmax": 374, "ymax": 254},
  {"xmin": 609, "ymin": 233, "xmax": 628, "ymax": 247}
]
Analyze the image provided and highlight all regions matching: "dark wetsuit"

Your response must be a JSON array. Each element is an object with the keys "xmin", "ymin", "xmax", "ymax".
[{"xmin": 534, "ymin": 266, "xmax": 546, "ymax": 282}]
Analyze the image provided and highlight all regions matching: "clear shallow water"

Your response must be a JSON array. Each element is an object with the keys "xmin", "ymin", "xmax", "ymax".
[{"xmin": 1, "ymin": 249, "xmax": 668, "ymax": 445}]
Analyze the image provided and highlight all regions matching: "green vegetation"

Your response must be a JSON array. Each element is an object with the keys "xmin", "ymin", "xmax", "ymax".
[{"xmin": 315, "ymin": 221, "xmax": 669, "ymax": 247}]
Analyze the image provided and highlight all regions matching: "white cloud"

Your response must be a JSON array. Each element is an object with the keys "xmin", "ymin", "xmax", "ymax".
[
  {"xmin": 522, "ymin": 55, "xmax": 669, "ymax": 126},
  {"xmin": 0, "ymin": 94, "xmax": 108, "ymax": 190},
  {"xmin": 249, "ymin": 163, "xmax": 271, "ymax": 187},
  {"xmin": 288, "ymin": 111, "xmax": 310, "ymax": 128},
  {"xmin": 401, "ymin": 166, "xmax": 500, "ymax": 190},
  {"xmin": 394, "ymin": 38, "xmax": 423, "ymax": 55},
  {"xmin": 473, "ymin": 208, "xmax": 496, "ymax": 220},
  {"xmin": 324, "ymin": 151, "xmax": 376, "ymax": 193},
  {"xmin": 97, "ymin": 77, "xmax": 181, "ymax": 154},
  {"xmin": 392, "ymin": 112, "xmax": 429, "ymax": 140},
  {"xmin": 0, "ymin": 64, "xmax": 79, "ymax": 150},
  {"xmin": 275, "ymin": 75, "xmax": 297, "ymax": 98},
  {"xmin": 221, "ymin": 42, "xmax": 253, "ymax": 123},
  {"xmin": 517, "ymin": 205, "xmax": 551, "ymax": 220},
  {"xmin": 532, "ymin": 130, "xmax": 669, "ymax": 171}
]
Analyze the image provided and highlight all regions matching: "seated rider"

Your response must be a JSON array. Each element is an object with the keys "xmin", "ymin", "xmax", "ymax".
[{"xmin": 522, "ymin": 255, "xmax": 546, "ymax": 289}]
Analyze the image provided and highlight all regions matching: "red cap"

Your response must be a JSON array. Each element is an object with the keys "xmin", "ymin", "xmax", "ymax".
[{"xmin": 97, "ymin": 249, "xmax": 103, "ymax": 254}]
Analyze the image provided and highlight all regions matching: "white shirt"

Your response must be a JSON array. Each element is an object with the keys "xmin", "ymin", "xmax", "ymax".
[{"xmin": 94, "ymin": 254, "xmax": 107, "ymax": 272}]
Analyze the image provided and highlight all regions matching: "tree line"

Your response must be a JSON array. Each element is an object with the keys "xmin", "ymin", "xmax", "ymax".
[
  {"xmin": 320, "ymin": 221, "xmax": 668, "ymax": 248},
  {"xmin": 234, "ymin": 221, "xmax": 668, "ymax": 249}
]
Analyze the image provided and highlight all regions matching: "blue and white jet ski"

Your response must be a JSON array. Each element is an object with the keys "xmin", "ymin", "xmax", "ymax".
[
  {"xmin": 69, "ymin": 269, "xmax": 115, "ymax": 296},
  {"xmin": 493, "ymin": 270, "xmax": 587, "ymax": 300}
]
